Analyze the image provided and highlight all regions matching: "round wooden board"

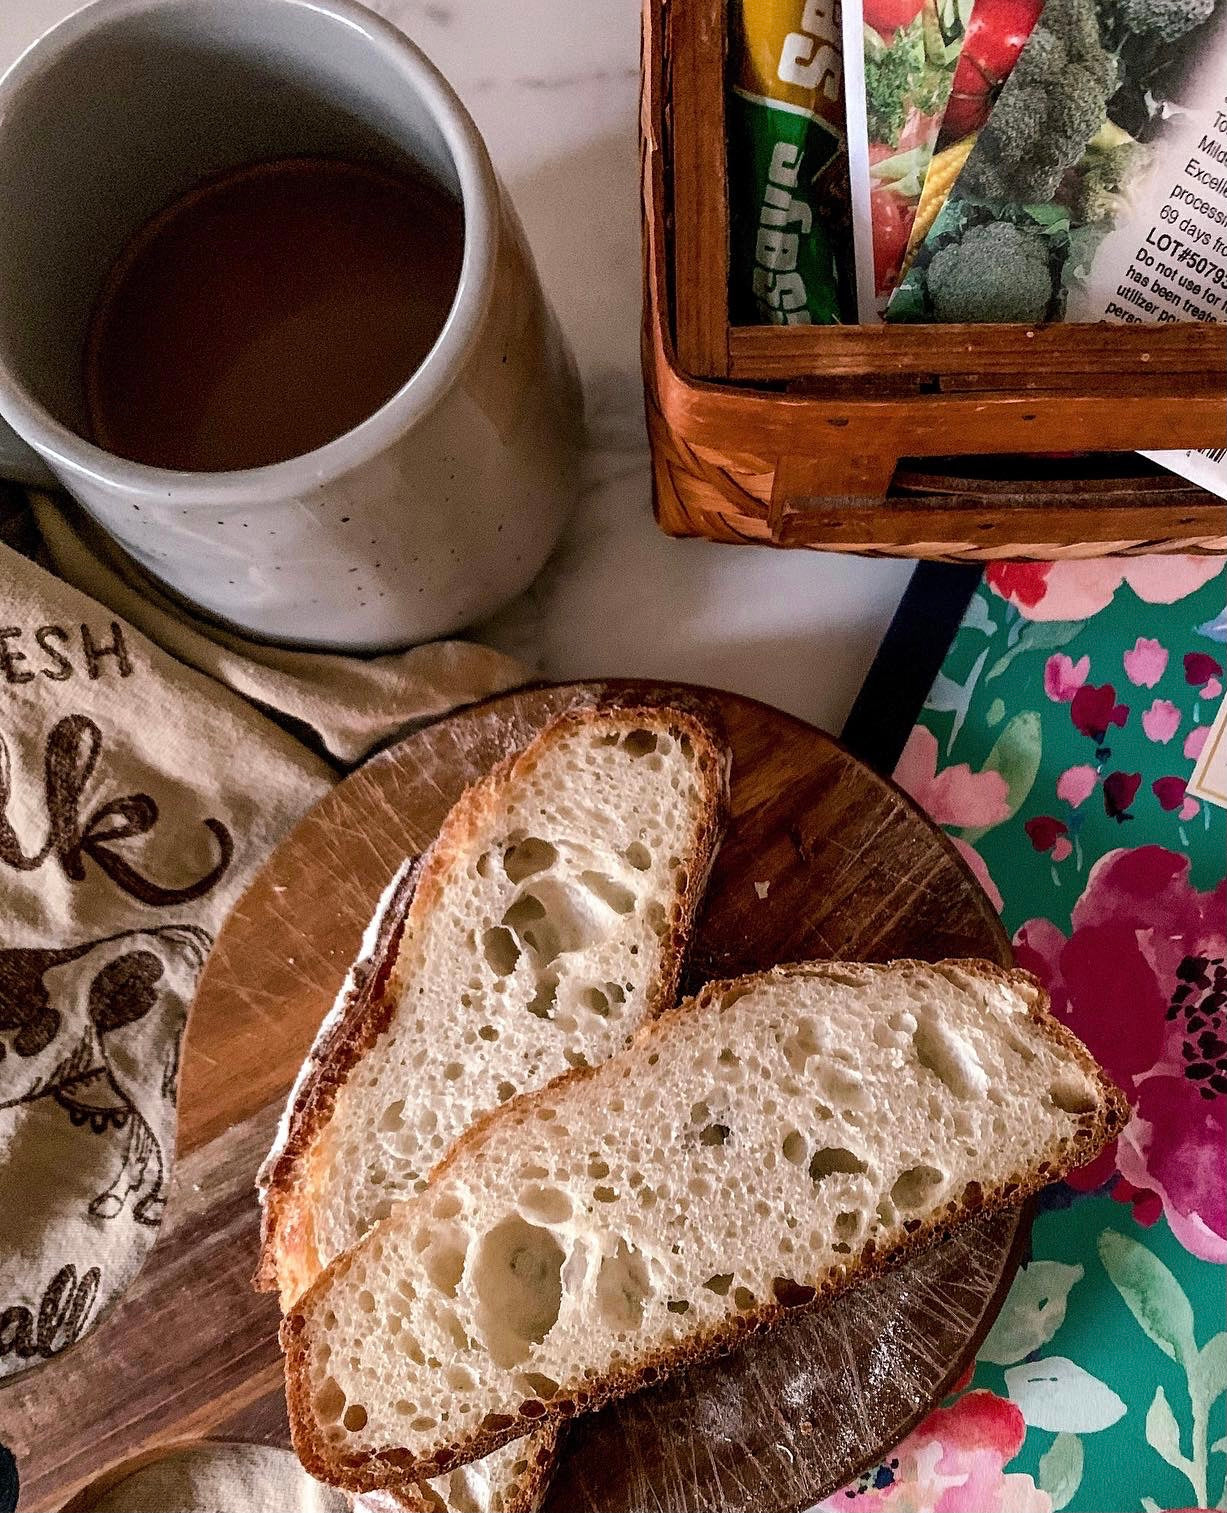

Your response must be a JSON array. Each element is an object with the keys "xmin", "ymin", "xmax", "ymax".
[{"xmin": 9, "ymin": 681, "xmax": 1023, "ymax": 1513}]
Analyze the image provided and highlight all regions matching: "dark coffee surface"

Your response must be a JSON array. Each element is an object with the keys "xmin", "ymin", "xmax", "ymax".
[{"xmin": 85, "ymin": 156, "xmax": 464, "ymax": 471}]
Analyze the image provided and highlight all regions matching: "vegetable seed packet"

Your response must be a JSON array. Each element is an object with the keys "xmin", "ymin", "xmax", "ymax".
[
  {"xmin": 841, "ymin": 0, "xmax": 982, "ymax": 318},
  {"xmin": 726, "ymin": 0, "xmax": 856, "ymax": 324},
  {"xmin": 902, "ymin": 0, "xmax": 1045, "ymax": 262},
  {"xmin": 885, "ymin": 0, "xmax": 1227, "ymax": 328}
]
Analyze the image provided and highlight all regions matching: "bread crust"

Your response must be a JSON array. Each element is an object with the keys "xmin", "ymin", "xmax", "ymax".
[
  {"xmin": 282, "ymin": 958, "xmax": 1130, "ymax": 1493},
  {"xmin": 354, "ymin": 1425, "xmax": 560, "ymax": 1513},
  {"xmin": 258, "ymin": 703, "xmax": 728, "ymax": 1309}
]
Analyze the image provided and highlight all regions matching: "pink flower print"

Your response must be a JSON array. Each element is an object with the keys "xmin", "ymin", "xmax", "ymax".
[
  {"xmin": 1014, "ymin": 846, "xmax": 1226, "ymax": 1261},
  {"xmin": 1185, "ymin": 651, "xmax": 1223, "ymax": 690},
  {"xmin": 985, "ymin": 557, "xmax": 1223, "ymax": 622},
  {"xmin": 1044, "ymin": 653, "xmax": 1090, "ymax": 702},
  {"xmin": 1056, "ymin": 764, "xmax": 1098, "ymax": 808},
  {"xmin": 1185, "ymin": 725, "xmax": 1210, "ymax": 761},
  {"xmin": 951, "ymin": 838, "xmax": 1004, "ymax": 913},
  {"xmin": 1123, "ymin": 636, "xmax": 1168, "ymax": 687},
  {"xmin": 1051, "ymin": 836, "xmax": 1073, "ymax": 861},
  {"xmin": 821, "ymin": 1391, "xmax": 1049, "ymax": 1512},
  {"xmin": 1070, "ymin": 683, "xmax": 1128, "ymax": 744},
  {"xmin": 894, "ymin": 727, "xmax": 1011, "ymax": 828},
  {"xmin": 1142, "ymin": 698, "xmax": 1181, "ymax": 744},
  {"xmin": 1181, "ymin": 796, "xmax": 1201, "ymax": 821}
]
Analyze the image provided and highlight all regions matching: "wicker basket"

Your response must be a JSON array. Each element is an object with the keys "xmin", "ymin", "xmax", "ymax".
[{"xmin": 641, "ymin": 0, "xmax": 1227, "ymax": 559}]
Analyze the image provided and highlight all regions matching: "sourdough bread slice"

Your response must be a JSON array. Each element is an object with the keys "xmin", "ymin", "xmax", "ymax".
[
  {"xmin": 260, "ymin": 705, "xmax": 728, "ymax": 1509},
  {"xmin": 283, "ymin": 959, "xmax": 1129, "ymax": 1492}
]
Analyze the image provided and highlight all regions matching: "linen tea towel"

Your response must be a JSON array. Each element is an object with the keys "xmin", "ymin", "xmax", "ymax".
[{"xmin": 0, "ymin": 543, "xmax": 331, "ymax": 1381}]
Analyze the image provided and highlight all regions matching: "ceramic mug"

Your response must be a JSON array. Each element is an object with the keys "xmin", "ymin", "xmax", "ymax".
[{"xmin": 0, "ymin": 0, "xmax": 582, "ymax": 650}]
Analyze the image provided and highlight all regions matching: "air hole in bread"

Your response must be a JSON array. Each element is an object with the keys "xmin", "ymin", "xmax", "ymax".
[
  {"xmin": 667, "ymin": 1299, "xmax": 690, "ymax": 1314},
  {"xmin": 733, "ymin": 1286, "xmax": 756, "ymax": 1311},
  {"xmin": 703, "ymin": 1273, "xmax": 734, "ymax": 1296},
  {"xmin": 497, "ymin": 1081, "xmax": 516, "ymax": 1102},
  {"xmin": 809, "ymin": 1146, "xmax": 868, "ymax": 1182},
  {"xmin": 819, "ymin": 1065, "xmax": 869, "ymax": 1110},
  {"xmin": 412, "ymin": 1414, "xmax": 439, "ymax": 1433},
  {"xmin": 377, "ymin": 1101, "xmax": 404, "ymax": 1133},
  {"xmin": 717, "ymin": 1048, "xmax": 741, "ymax": 1078},
  {"xmin": 579, "ymin": 985, "xmax": 614, "ymax": 1017},
  {"xmin": 478, "ymin": 1024, "xmax": 499, "ymax": 1042},
  {"xmin": 526, "ymin": 972, "xmax": 559, "ymax": 1021},
  {"xmin": 564, "ymin": 1049, "xmax": 591, "ymax": 1070},
  {"xmin": 891, "ymin": 1164, "xmax": 945, "ymax": 1211},
  {"xmin": 699, "ymin": 1123, "xmax": 731, "ymax": 1147},
  {"xmin": 357, "ymin": 1289, "xmax": 376, "ymax": 1314},
  {"xmin": 519, "ymin": 1185, "xmax": 572, "ymax": 1225},
  {"xmin": 783, "ymin": 1018, "xmax": 823, "ymax": 1072},
  {"xmin": 443, "ymin": 1061, "xmax": 464, "ymax": 1082},
  {"xmin": 593, "ymin": 1185, "xmax": 619, "ymax": 1203},
  {"xmin": 472, "ymin": 1217, "xmax": 565, "ymax": 1368},
  {"xmin": 782, "ymin": 1130, "xmax": 807, "ymax": 1165},
  {"xmin": 394, "ymin": 1398, "xmax": 416, "ymax": 1416},
  {"xmin": 422, "ymin": 1231, "xmax": 467, "ymax": 1297},
  {"xmin": 502, "ymin": 837, "xmax": 559, "ymax": 884},
  {"xmin": 1050, "ymin": 1073, "xmax": 1098, "ymax": 1114},
  {"xmin": 595, "ymin": 1239, "xmax": 652, "ymax": 1329},
  {"xmin": 588, "ymin": 1156, "xmax": 610, "ymax": 1179},
  {"xmin": 689, "ymin": 1174, "xmax": 712, "ymax": 1200},
  {"xmin": 835, "ymin": 1210, "xmax": 861, "ymax": 1241},
  {"xmin": 772, "ymin": 1277, "xmax": 816, "ymax": 1308},
  {"xmin": 645, "ymin": 900, "xmax": 668, "ymax": 938},
  {"xmin": 518, "ymin": 1371, "xmax": 560, "ymax": 1399},
  {"xmin": 622, "ymin": 729, "xmax": 658, "ymax": 757},
  {"xmin": 912, "ymin": 1018, "xmax": 988, "ymax": 1099},
  {"xmin": 623, "ymin": 841, "xmax": 653, "ymax": 871},
  {"xmin": 482, "ymin": 926, "xmax": 520, "ymax": 977},
  {"xmin": 446, "ymin": 1364, "xmax": 476, "ymax": 1392},
  {"xmin": 397, "ymin": 1333, "xmax": 425, "ymax": 1364},
  {"xmin": 1004, "ymin": 1024, "xmax": 1038, "ymax": 1062},
  {"xmin": 314, "ymin": 1376, "xmax": 345, "ymax": 1423},
  {"xmin": 580, "ymin": 870, "xmax": 637, "ymax": 916}
]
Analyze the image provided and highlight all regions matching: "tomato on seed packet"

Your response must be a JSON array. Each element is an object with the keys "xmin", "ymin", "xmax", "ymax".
[{"xmin": 842, "ymin": 0, "xmax": 982, "ymax": 316}]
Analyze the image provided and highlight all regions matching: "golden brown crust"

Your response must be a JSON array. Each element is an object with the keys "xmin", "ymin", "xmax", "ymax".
[
  {"xmin": 353, "ymin": 1425, "xmax": 560, "ymax": 1513},
  {"xmin": 258, "ymin": 704, "xmax": 728, "ymax": 1309},
  {"xmin": 284, "ymin": 958, "xmax": 1130, "ymax": 1493},
  {"xmin": 256, "ymin": 858, "xmax": 423, "ymax": 1303}
]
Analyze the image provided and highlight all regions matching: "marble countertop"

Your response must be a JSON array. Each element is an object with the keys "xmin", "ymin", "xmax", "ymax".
[{"xmin": 0, "ymin": 0, "xmax": 915, "ymax": 734}]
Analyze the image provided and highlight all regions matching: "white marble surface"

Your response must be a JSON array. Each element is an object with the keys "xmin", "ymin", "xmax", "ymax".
[{"xmin": 0, "ymin": 0, "xmax": 914, "ymax": 733}]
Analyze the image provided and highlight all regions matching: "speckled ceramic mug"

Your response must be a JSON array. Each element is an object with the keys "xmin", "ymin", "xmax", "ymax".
[{"xmin": 0, "ymin": 0, "xmax": 582, "ymax": 650}]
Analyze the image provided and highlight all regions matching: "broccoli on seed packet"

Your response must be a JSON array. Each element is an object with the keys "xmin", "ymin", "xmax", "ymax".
[{"xmin": 886, "ymin": 0, "xmax": 1223, "ymax": 321}]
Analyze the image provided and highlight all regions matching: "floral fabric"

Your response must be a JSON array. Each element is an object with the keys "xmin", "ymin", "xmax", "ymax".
[{"xmin": 826, "ymin": 558, "xmax": 1226, "ymax": 1512}]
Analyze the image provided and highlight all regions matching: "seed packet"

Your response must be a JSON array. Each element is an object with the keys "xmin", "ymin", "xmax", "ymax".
[
  {"xmin": 841, "ymin": 0, "xmax": 982, "ymax": 317},
  {"xmin": 727, "ymin": 0, "xmax": 855, "ymax": 324},
  {"xmin": 886, "ymin": 0, "xmax": 1226, "ymax": 329},
  {"xmin": 902, "ymin": 0, "xmax": 1044, "ymax": 261}
]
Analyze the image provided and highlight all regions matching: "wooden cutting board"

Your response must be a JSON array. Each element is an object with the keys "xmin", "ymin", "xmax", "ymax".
[{"xmin": 6, "ymin": 680, "xmax": 1023, "ymax": 1513}]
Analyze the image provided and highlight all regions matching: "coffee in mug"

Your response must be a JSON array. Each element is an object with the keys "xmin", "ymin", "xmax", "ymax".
[{"xmin": 85, "ymin": 156, "xmax": 465, "ymax": 472}]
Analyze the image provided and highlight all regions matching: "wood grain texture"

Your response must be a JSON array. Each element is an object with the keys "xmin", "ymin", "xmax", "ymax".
[
  {"xmin": 1, "ymin": 681, "xmax": 1022, "ymax": 1513},
  {"xmin": 643, "ymin": 0, "xmax": 1227, "ymax": 540},
  {"xmin": 667, "ymin": 0, "xmax": 731, "ymax": 379}
]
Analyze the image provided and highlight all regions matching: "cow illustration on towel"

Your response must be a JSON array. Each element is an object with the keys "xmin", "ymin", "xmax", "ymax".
[{"xmin": 0, "ymin": 925, "xmax": 211, "ymax": 1225}]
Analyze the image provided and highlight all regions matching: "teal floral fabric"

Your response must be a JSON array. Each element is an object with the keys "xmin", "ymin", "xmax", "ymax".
[{"xmin": 824, "ymin": 557, "xmax": 1226, "ymax": 1513}]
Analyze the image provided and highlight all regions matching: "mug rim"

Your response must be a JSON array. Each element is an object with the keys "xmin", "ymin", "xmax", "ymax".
[{"xmin": 0, "ymin": 0, "xmax": 500, "ymax": 502}]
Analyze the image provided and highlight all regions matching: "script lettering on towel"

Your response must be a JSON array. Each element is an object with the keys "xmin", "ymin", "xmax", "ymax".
[{"xmin": 0, "ymin": 714, "xmax": 233, "ymax": 905}]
